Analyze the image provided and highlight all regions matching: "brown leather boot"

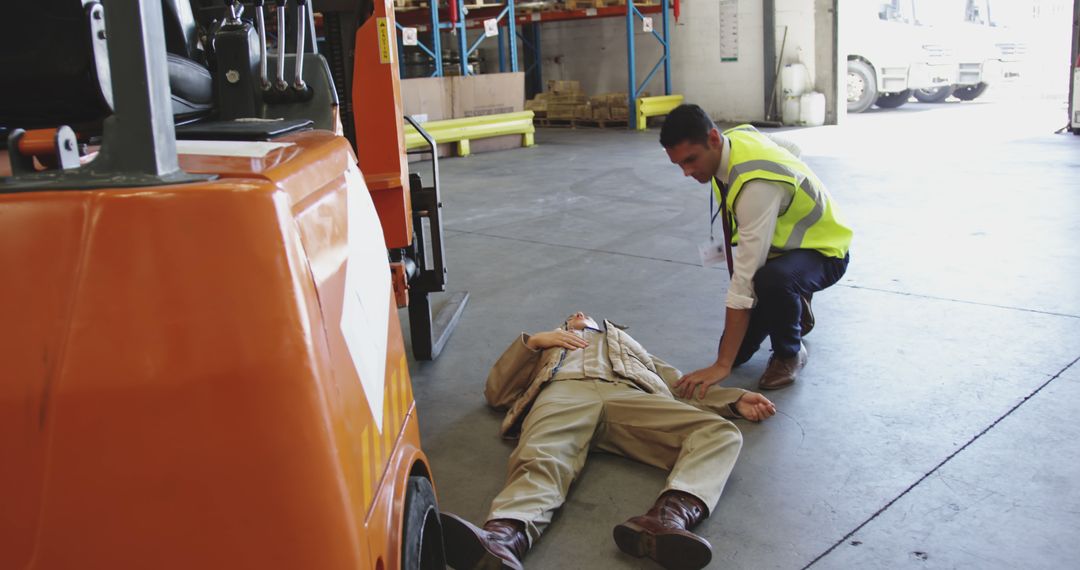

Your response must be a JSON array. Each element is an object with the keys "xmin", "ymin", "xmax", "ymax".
[
  {"xmin": 440, "ymin": 513, "xmax": 528, "ymax": 570},
  {"xmin": 800, "ymin": 293, "xmax": 815, "ymax": 336},
  {"xmin": 612, "ymin": 491, "xmax": 712, "ymax": 570},
  {"xmin": 758, "ymin": 343, "xmax": 808, "ymax": 390}
]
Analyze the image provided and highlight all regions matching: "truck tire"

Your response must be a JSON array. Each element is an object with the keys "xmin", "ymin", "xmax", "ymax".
[
  {"xmin": 847, "ymin": 60, "xmax": 877, "ymax": 114},
  {"xmin": 875, "ymin": 90, "xmax": 911, "ymax": 109},
  {"xmin": 913, "ymin": 86, "xmax": 954, "ymax": 103},
  {"xmin": 401, "ymin": 476, "xmax": 446, "ymax": 570},
  {"xmin": 953, "ymin": 82, "xmax": 988, "ymax": 101}
]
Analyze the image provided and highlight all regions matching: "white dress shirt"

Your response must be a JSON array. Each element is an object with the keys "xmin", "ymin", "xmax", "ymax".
[
  {"xmin": 716, "ymin": 135, "xmax": 795, "ymax": 310},
  {"xmin": 551, "ymin": 325, "xmax": 616, "ymax": 382}
]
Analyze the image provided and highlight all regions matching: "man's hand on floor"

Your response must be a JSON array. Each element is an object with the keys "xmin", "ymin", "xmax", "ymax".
[
  {"xmin": 675, "ymin": 363, "xmax": 732, "ymax": 399},
  {"xmin": 527, "ymin": 330, "xmax": 589, "ymax": 350},
  {"xmin": 736, "ymin": 392, "xmax": 777, "ymax": 422}
]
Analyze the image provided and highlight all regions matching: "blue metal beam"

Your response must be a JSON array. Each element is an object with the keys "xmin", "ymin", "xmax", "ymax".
[
  {"xmin": 431, "ymin": 0, "xmax": 443, "ymax": 76},
  {"xmin": 394, "ymin": 3, "xmax": 445, "ymax": 78},
  {"xmin": 463, "ymin": 3, "xmax": 517, "ymax": 73},
  {"xmin": 507, "ymin": 1, "xmax": 518, "ymax": 72},
  {"xmin": 627, "ymin": 0, "xmax": 672, "ymax": 123},
  {"xmin": 458, "ymin": 0, "xmax": 468, "ymax": 75},
  {"xmin": 627, "ymin": 3, "xmax": 636, "ymax": 117}
]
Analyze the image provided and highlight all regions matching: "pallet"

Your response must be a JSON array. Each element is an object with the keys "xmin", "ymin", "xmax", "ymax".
[
  {"xmin": 575, "ymin": 118, "xmax": 629, "ymax": 129},
  {"xmin": 535, "ymin": 118, "xmax": 576, "ymax": 128},
  {"xmin": 535, "ymin": 117, "xmax": 629, "ymax": 129}
]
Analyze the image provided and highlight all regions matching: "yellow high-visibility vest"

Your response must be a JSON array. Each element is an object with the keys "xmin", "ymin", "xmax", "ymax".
[{"xmin": 711, "ymin": 124, "xmax": 852, "ymax": 259}]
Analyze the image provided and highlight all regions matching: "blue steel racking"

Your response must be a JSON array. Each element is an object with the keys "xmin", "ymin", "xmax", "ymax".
[
  {"xmin": 395, "ymin": 1, "xmax": 518, "ymax": 76},
  {"xmin": 395, "ymin": 1, "xmax": 671, "ymax": 121}
]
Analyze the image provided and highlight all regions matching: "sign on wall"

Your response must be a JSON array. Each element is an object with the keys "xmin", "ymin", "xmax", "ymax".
[{"xmin": 719, "ymin": 0, "xmax": 738, "ymax": 62}]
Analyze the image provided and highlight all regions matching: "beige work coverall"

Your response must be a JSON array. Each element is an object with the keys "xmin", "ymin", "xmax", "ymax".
[{"xmin": 483, "ymin": 321, "xmax": 747, "ymax": 543}]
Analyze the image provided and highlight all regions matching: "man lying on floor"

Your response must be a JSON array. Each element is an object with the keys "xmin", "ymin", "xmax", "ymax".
[{"xmin": 441, "ymin": 311, "xmax": 776, "ymax": 570}]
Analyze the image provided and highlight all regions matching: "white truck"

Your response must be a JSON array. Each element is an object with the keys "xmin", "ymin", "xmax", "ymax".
[
  {"xmin": 846, "ymin": 0, "xmax": 958, "ymax": 112},
  {"xmin": 913, "ymin": 0, "xmax": 1028, "ymax": 103}
]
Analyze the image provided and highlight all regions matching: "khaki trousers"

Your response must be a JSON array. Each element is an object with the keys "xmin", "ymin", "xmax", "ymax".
[{"xmin": 487, "ymin": 379, "xmax": 743, "ymax": 543}]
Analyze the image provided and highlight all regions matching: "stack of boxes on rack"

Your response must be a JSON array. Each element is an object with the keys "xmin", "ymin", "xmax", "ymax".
[
  {"xmin": 526, "ymin": 80, "xmax": 631, "ymax": 126},
  {"xmin": 564, "ymin": 0, "xmax": 627, "ymax": 8},
  {"xmin": 393, "ymin": 1, "xmax": 654, "ymax": 14}
]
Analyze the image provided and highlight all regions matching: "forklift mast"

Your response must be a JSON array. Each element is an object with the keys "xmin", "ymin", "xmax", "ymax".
[{"xmin": 317, "ymin": 0, "xmax": 469, "ymax": 360}]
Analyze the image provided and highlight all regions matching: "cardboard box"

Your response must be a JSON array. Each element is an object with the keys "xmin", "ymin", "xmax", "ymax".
[
  {"xmin": 547, "ymin": 103, "xmax": 577, "ymax": 119},
  {"xmin": 400, "ymin": 76, "xmax": 453, "ymax": 122},
  {"xmin": 452, "ymin": 72, "xmax": 525, "ymax": 118},
  {"xmin": 549, "ymin": 93, "xmax": 588, "ymax": 105},
  {"xmin": 525, "ymin": 98, "xmax": 548, "ymax": 113},
  {"xmin": 400, "ymin": 72, "xmax": 527, "ymax": 158},
  {"xmin": 401, "ymin": 72, "xmax": 525, "ymax": 120},
  {"xmin": 547, "ymin": 79, "xmax": 581, "ymax": 95}
]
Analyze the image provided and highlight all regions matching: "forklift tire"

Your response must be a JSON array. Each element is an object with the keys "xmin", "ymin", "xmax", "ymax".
[
  {"xmin": 953, "ymin": 82, "xmax": 988, "ymax": 101},
  {"xmin": 875, "ymin": 90, "xmax": 912, "ymax": 109},
  {"xmin": 913, "ymin": 86, "xmax": 954, "ymax": 103},
  {"xmin": 401, "ymin": 476, "xmax": 446, "ymax": 570},
  {"xmin": 846, "ymin": 60, "xmax": 877, "ymax": 114}
]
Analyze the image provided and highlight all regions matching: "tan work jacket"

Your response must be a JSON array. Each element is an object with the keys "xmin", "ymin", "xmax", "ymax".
[{"xmin": 484, "ymin": 320, "xmax": 747, "ymax": 438}]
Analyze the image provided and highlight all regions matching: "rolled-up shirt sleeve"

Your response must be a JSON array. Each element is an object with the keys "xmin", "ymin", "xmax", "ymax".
[{"xmin": 725, "ymin": 179, "xmax": 789, "ymax": 310}]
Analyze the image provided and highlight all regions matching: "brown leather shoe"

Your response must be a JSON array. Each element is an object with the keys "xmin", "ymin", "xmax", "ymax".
[
  {"xmin": 758, "ymin": 343, "xmax": 808, "ymax": 390},
  {"xmin": 613, "ymin": 491, "xmax": 713, "ymax": 570},
  {"xmin": 440, "ymin": 514, "xmax": 527, "ymax": 570},
  {"xmin": 800, "ymin": 293, "xmax": 815, "ymax": 336}
]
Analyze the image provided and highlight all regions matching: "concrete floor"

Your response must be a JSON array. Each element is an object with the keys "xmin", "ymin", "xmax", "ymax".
[{"xmin": 403, "ymin": 95, "xmax": 1080, "ymax": 569}]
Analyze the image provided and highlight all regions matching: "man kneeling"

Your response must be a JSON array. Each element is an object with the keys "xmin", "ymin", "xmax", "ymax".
[{"xmin": 441, "ymin": 312, "xmax": 776, "ymax": 570}]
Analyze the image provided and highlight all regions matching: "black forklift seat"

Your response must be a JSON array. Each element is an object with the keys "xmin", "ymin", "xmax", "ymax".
[
  {"xmin": 0, "ymin": 0, "xmax": 212, "ymax": 133},
  {"xmin": 168, "ymin": 53, "xmax": 214, "ymax": 118}
]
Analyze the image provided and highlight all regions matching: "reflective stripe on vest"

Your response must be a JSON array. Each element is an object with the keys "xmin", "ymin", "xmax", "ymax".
[{"xmin": 714, "ymin": 124, "xmax": 852, "ymax": 259}]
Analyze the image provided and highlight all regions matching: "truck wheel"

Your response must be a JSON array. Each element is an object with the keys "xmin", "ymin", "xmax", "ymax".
[
  {"xmin": 875, "ymin": 90, "xmax": 911, "ymax": 109},
  {"xmin": 401, "ymin": 476, "xmax": 446, "ymax": 570},
  {"xmin": 913, "ymin": 86, "xmax": 954, "ymax": 103},
  {"xmin": 847, "ymin": 60, "xmax": 877, "ymax": 114},
  {"xmin": 953, "ymin": 82, "xmax": 988, "ymax": 101}
]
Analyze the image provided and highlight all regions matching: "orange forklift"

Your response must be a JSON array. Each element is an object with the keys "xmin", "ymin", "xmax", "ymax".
[{"xmin": 0, "ymin": 0, "xmax": 458, "ymax": 568}]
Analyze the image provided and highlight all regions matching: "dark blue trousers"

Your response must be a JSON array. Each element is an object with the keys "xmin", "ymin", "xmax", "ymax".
[{"xmin": 731, "ymin": 249, "xmax": 850, "ymax": 363}]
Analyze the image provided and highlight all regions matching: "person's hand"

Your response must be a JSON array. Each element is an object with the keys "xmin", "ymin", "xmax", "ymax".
[
  {"xmin": 674, "ymin": 363, "xmax": 731, "ymax": 399},
  {"xmin": 735, "ymin": 392, "xmax": 776, "ymax": 422},
  {"xmin": 527, "ymin": 330, "xmax": 588, "ymax": 351}
]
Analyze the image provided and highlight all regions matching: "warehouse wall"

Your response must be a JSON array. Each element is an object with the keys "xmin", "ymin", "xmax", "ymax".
[
  {"xmin": 816, "ymin": 0, "xmax": 841, "ymax": 124},
  {"xmin": 528, "ymin": 17, "xmax": 667, "ymax": 99},
  {"xmin": 669, "ymin": 0, "xmax": 766, "ymax": 121},
  {"xmin": 510, "ymin": 0, "xmax": 832, "ymax": 123}
]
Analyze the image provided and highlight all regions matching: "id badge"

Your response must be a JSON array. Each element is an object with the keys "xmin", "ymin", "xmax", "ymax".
[{"xmin": 698, "ymin": 236, "xmax": 727, "ymax": 268}]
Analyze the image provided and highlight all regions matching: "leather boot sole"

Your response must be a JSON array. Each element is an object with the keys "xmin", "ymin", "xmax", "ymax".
[
  {"xmin": 758, "ymin": 376, "xmax": 796, "ymax": 390},
  {"xmin": 613, "ymin": 521, "xmax": 712, "ymax": 570},
  {"xmin": 440, "ymin": 513, "xmax": 523, "ymax": 570}
]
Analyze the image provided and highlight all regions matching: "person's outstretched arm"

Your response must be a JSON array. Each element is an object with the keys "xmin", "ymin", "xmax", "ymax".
[{"xmin": 675, "ymin": 180, "xmax": 786, "ymax": 399}]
